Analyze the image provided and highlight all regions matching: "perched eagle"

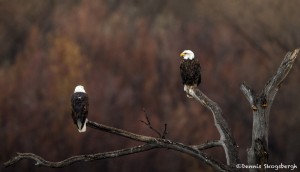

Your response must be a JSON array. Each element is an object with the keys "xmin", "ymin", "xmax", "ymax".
[
  {"xmin": 71, "ymin": 85, "xmax": 89, "ymax": 133},
  {"xmin": 179, "ymin": 50, "xmax": 201, "ymax": 98}
]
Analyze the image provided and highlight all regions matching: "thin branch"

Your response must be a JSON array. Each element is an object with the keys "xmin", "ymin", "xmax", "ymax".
[
  {"xmin": 186, "ymin": 87, "xmax": 239, "ymax": 166},
  {"xmin": 162, "ymin": 123, "xmax": 168, "ymax": 139},
  {"xmin": 240, "ymin": 82, "xmax": 257, "ymax": 111}
]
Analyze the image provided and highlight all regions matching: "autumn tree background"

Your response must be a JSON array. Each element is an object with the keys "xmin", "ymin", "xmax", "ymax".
[{"xmin": 1, "ymin": 1, "xmax": 300, "ymax": 171}]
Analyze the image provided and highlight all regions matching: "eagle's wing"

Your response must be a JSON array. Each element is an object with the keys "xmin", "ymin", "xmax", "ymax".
[{"xmin": 193, "ymin": 59, "xmax": 201, "ymax": 85}]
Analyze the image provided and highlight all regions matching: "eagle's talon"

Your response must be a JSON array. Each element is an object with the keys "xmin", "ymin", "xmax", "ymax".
[{"xmin": 187, "ymin": 94, "xmax": 193, "ymax": 98}]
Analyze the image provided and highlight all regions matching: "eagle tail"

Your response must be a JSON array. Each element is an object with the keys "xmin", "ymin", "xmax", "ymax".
[
  {"xmin": 77, "ymin": 118, "xmax": 88, "ymax": 133},
  {"xmin": 184, "ymin": 85, "xmax": 196, "ymax": 98}
]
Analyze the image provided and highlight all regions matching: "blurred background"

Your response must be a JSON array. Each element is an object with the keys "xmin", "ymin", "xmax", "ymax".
[{"xmin": 1, "ymin": 0, "xmax": 300, "ymax": 171}]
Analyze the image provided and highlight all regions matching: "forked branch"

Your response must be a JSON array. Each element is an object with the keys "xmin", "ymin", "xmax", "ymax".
[
  {"xmin": 240, "ymin": 48, "xmax": 299, "ymax": 171},
  {"xmin": 140, "ymin": 108, "xmax": 168, "ymax": 139},
  {"xmin": 4, "ymin": 120, "xmax": 231, "ymax": 171}
]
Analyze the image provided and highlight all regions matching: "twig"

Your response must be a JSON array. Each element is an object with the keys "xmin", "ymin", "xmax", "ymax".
[
  {"xmin": 162, "ymin": 123, "xmax": 168, "ymax": 139},
  {"xmin": 140, "ymin": 108, "xmax": 163, "ymax": 138},
  {"xmin": 140, "ymin": 108, "xmax": 168, "ymax": 139}
]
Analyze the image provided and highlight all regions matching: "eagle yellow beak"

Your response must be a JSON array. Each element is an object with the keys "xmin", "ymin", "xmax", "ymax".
[{"xmin": 180, "ymin": 52, "xmax": 185, "ymax": 57}]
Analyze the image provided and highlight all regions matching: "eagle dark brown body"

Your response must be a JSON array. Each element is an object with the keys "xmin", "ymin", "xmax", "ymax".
[{"xmin": 180, "ymin": 58, "xmax": 201, "ymax": 86}]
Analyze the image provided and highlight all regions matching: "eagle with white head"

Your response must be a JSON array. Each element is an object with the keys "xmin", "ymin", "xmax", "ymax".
[
  {"xmin": 179, "ymin": 50, "xmax": 201, "ymax": 98},
  {"xmin": 71, "ymin": 85, "xmax": 89, "ymax": 132}
]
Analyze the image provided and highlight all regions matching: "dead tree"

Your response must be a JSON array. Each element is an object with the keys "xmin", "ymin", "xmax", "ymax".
[
  {"xmin": 4, "ymin": 49, "xmax": 299, "ymax": 172},
  {"xmin": 240, "ymin": 49, "xmax": 299, "ymax": 171}
]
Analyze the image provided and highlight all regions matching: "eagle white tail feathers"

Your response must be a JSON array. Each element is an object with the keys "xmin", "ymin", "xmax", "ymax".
[
  {"xmin": 77, "ymin": 118, "xmax": 88, "ymax": 133},
  {"xmin": 184, "ymin": 85, "xmax": 196, "ymax": 98}
]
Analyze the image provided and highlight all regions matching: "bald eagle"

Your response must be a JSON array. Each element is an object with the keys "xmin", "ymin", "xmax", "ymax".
[
  {"xmin": 71, "ymin": 85, "xmax": 89, "ymax": 132},
  {"xmin": 179, "ymin": 50, "xmax": 201, "ymax": 98}
]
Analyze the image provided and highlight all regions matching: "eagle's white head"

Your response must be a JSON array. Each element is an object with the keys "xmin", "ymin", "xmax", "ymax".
[
  {"xmin": 74, "ymin": 85, "xmax": 86, "ymax": 93},
  {"xmin": 180, "ymin": 50, "xmax": 194, "ymax": 60}
]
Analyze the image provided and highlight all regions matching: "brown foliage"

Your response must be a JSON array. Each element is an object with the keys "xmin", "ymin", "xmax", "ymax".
[{"xmin": 1, "ymin": 1, "xmax": 300, "ymax": 171}]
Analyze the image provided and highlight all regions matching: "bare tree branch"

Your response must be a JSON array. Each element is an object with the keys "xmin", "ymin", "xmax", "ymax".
[
  {"xmin": 240, "ymin": 48, "xmax": 299, "ymax": 171},
  {"xmin": 240, "ymin": 83, "xmax": 258, "ymax": 111},
  {"xmin": 185, "ymin": 87, "xmax": 240, "ymax": 167},
  {"xmin": 87, "ymin": 120, "xmax": 155, "ymax": 143},
  {"xmin": 3, "ymin": 144, "xmax": 157, "ymax": 168},
  {"xmin": 87, "ymin": 121, "xmax": 231, "ymax": 171},
  {"xmin": 4, "ymin": 120, "xmax": 232, "ymax": 172},
  {"xmin": 192, "ymin": 140, "xmax": 222, "ymax": 150},
  {"xmin": 263, "ymin": 49, "xmax": 299, "ymax": 101}
]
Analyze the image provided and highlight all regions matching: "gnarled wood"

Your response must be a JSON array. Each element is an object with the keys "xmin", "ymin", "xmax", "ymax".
[
  {"xmin": 187, "ymin": 88, "xmax": 240, "ymax": 168},
  {"xmin": 241, "ymin": 49, "xmax": 299, "ymax": 171}
]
